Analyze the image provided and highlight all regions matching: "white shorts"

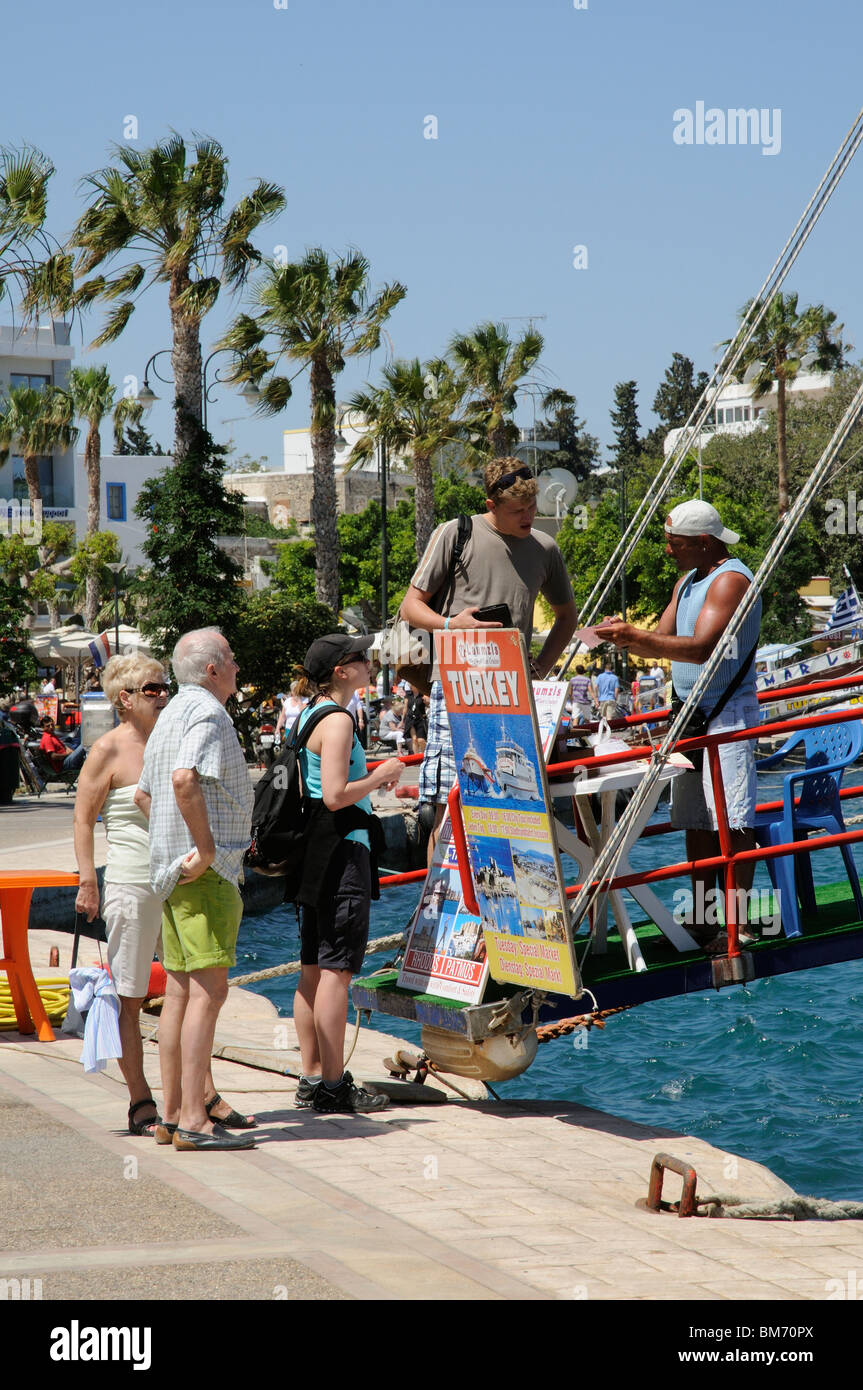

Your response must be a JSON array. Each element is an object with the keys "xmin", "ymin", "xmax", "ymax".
[
  {"xmin": 102, "ymin": 881, "xmax": 163, "ymax": 997},
  {"xmin": 671, "ymin": 691, "xmax": 760, "ymax": 833}
]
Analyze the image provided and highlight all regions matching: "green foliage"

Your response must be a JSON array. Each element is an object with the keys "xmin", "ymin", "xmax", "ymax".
[
  {"xmin": 68, "ymin": 530, "xmax": 121, "ymax": 584},
  {"xmin": 643, "ymin": 352, "xmax": 710, "ymax": 456},
  {"xmin": 269, "ymin": 473, "xmax": 486, "ymax": 619},
  {"xmin": 228, "ymin": 590, "xmax": 336, "ymax": 700},
  {"xmin": 0, "ymin": 568, "xmax": 36, "ymax": 693},
  {"xmin": 536, "ymin": 388, "xmax": 600, "ymax": 481},
  {"xmin": 608, "ymin": 380, "xmax": 641, "ymax": 470},
  {"xmin": 134, "ymin": 436, "xmax": 245, "ymax": 658}
]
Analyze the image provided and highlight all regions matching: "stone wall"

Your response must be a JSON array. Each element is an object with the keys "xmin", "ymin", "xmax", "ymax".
[{"xmin": 225, "ymin": 470, "xmax": 414, "ymax": 528}]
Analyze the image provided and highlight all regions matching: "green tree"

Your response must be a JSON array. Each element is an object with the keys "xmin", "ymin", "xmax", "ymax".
[
  {"xmin": 134, "ymin": 435, "xmax": 245, "ymax": 659},
  {"xmin": 536, "ymin": 388, "xmax": 599, "ymax": 481},
  {"xmin": 0, "ymin": 144, "xmax": 54, "ymax": 306},
  {"xmin": 449, "ymin": 320, "xmax": 543, "ymax": 460},
  {"xmin": 269, "ymin": 473, "xmax": 486, "ymax": 620},
  {"xmin": 68, "ymin": 365, "xmax": 116, "ymax": 626},
  {"xmin": 643, "ymin": 352, "xmax": 710, "ymax": 456},
  {"xmin": 0, "ymin": 520, "xmax": 76, "ymax": 627},
  {"xmin": 111, "ymin": 397, "xmax": 163, "ymax": 455},
  {"xmin": 0, "ymin": 383, "xmax": 77, "ymax": 507},
  {"xmin": 67, "ymin": 530, "xmax": 124, "ymax": 629},
  {"xmin": 0, "ymin": 567, "xmax": 37, "ymax": 694},
  {"xmin": 726, "ymin": 292, "xmax": 845, "ymax": 515},
  {"xmin": 609, "ymin": 380, "xmax": 641, "ymax": 473},
  {"xmin": 346, "ymin": 356, "xmax": 465, "ymax": 560},
  {"xmin": 72, "ymin": 134, "xmax": 285, "ymax": 462},
  {"xmin": 221, "ymin": 247, "xmax": 406, "ymax": 610},
  {"xmin": 228, "ymin": 590, "xmax": 336, "ymax": 701}
]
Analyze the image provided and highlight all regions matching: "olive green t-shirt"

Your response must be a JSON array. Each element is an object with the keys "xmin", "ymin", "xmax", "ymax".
[{"xmin": 411, "ymin": 513, "xmax": 574, "ymax": 640}]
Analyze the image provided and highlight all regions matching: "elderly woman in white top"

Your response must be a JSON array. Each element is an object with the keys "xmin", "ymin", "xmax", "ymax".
[{"xmin": 74, "ymin": 654, "xmax": 254, "ymax": 1137}]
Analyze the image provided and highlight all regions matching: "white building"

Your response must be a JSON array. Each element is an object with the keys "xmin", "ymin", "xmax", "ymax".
[
  {"xmin": 663, "ymin": 371, "xmax": 835, "ymax": 457},
  {"xmin": 282, "ymin": 416, "xmax": 408, "ymax": 474},
  {"xmin": 0, "ymin": 323, "xmax": 76, "ymax": 506}
]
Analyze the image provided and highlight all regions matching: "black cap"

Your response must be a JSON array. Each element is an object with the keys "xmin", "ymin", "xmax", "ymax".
[{"xmin": 302, "ymin": 632, "xmax": 374, "ymax": 683}]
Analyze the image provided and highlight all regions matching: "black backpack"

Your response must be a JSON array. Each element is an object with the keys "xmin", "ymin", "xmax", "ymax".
[{"xmin": 244, "ymin": 703, "xmax": 354, "ymax": 881}]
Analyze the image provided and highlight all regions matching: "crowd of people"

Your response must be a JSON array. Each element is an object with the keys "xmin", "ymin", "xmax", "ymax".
[{"xmin": 5, "ymin": 461, "xmax": 759, "ymax": 1143}]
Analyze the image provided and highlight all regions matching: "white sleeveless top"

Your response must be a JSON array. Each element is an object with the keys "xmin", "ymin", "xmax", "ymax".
[{"xmin": 101, "ymin": 784, "xmax": 151, "ymax": 885}]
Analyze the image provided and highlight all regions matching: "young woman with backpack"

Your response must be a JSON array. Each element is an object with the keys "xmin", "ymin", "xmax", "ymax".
[{"xmin": 292, "ymin": 633, "xmax": 402, "ymax": 1114}]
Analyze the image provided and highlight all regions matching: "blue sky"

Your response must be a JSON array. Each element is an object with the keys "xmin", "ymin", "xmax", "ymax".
[{"xmin": 5, "ymin": 0, "xmax": 862, "ymax": 467}]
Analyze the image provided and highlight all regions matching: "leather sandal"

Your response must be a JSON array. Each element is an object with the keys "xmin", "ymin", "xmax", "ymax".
[
  {"xmin": 172, "ymin": 1124, "xmax": 256, "ymax": 1151},
  {"xmin": 205, "ymin": 1092, "xmax": 257, "ymax": 1129},
  {"xmin": 128, "ymin": 1098, "xmax": 161, "ymax": 1136}
]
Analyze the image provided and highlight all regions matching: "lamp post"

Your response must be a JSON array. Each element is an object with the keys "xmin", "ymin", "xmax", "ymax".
[
  {"xmin": 137, "ymin": 349, "xmax": 261, "ymax": 432},
  {"xmin": 105, "ymin": 562, "xmax": 122, "ymax": 656}
]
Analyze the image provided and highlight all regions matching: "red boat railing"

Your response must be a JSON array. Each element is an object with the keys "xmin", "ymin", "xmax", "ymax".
[{"xmin": 373, "ymin": 671, "xmax": 863, "ymax": 967}]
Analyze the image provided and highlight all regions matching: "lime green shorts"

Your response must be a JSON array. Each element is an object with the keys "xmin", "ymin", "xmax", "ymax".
[{"xmin": 161, "ymin": 869, "xmax": 243, "ymax": 973}]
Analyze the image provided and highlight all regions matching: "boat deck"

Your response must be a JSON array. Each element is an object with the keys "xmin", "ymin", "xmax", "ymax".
[{"xmin": 352, "ymin": 882, "xmax": 863, "ymax": 1034}]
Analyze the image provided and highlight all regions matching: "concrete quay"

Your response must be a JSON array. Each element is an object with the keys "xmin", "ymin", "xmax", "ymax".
[{"xmin": 2, "ymin": 929, "xmax": 863, "ymax": 1304}]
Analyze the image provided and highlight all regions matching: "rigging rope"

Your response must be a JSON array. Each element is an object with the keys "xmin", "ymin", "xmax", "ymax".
[
  {"xmin": 567, "ymin": 376, "xmax": 863, "ymax": 933},
  {"xmin": 561, "ymin": 102, "xmax": 863, "ymax": 663}
]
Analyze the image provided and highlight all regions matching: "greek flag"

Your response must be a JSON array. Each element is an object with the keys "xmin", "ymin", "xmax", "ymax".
[
  {"xmin": 825, "ymin": 584, "xmax": 862, "ymax": 636},
  {"xmin": 87, "ymin": 631, "xmax": 112, "ymax": 668}
]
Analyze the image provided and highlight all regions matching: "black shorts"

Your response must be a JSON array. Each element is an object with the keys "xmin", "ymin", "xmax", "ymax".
[{"xmin": 300, "ymin": 840, "xmax": 371, "ymax": 974}]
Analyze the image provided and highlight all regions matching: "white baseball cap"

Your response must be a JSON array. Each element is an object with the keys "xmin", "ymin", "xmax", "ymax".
[{"xmin": 665, "ymin": 500, "xmax": 739, "ymax": 546}]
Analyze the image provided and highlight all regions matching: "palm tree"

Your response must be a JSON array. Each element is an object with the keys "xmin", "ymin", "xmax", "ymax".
[
  {"xmin": 730, "ymin": 293, "xmax": 845, "ymax": 515},
  {"xmin": 346, "ymin": 357, "xmax": 464, "ymax": 560},
  {"xmin": 68, "ymin": 365, "xmax": 116, "ymax": 627},
  {"xmin": 221, "ymin": 248, "xmax": 406, "ymax": 610},
  {"xmin": 0, "ymin": 384, "xmax": 77, "ymax": 507},
  {"xmin": 71, "ymin": 134, "xmax": 285, "ymax": 462},
  {"xmin": 449, "ymin": 321, "xmax": 544, "ymax": 460},
  {"xmin": 0, "ymin": 144, "xmax": 54, "ymax": 303}
]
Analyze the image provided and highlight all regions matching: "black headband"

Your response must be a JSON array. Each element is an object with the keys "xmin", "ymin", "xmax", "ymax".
[{"xmin": 488, "ymin": 465, "xmax": 534, "ymax": 497}]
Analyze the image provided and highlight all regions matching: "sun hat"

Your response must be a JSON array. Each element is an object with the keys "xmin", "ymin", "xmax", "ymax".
[
  {"xmin": 665, "ymin": 500, "xmax": 739, "ymax": 546},
  {"xmin": 302, "ymin": 633, "xmax": 374, "ymax": 683}
]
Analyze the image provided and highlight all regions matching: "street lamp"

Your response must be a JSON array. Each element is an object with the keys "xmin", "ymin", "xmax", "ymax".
[
  {"xmin": 137, "ymin": 348, "xmax": 261, "ymax": 431},
  {"xmin": 105, "ymin": 562, "xmax": 123, "ymax": 656}
]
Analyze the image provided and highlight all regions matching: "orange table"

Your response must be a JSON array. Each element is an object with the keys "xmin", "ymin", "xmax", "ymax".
[{"xmin": 0, "ymin": 870, "xmax": 79, "ymax": 1040}]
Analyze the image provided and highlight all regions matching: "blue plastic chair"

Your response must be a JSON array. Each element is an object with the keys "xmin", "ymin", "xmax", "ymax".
[{"xmin": 754, "ymin": 718, "xmax": 863, "ymax": 937}]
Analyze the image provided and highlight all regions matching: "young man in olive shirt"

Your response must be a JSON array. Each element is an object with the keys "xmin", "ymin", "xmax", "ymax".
[{"xmin": 401, "ymin": 457, "xmax": 577, "ymax": 859}]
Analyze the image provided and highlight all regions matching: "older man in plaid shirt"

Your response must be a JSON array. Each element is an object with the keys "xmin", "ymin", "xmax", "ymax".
[{"xmin": 136, "ymin": 628, "xmax": 256, "ymax": 1152}]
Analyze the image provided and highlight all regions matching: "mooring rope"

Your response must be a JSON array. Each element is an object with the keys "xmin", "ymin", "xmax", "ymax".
[{"xmin": 698, "ymin": 1193, "xmax": 863, "ymax": 1220}]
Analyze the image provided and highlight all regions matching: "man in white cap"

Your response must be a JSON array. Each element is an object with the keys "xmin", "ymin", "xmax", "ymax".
[{"xmin": 596, "ymin": 500, "xmax": 762, "ymax": 954}]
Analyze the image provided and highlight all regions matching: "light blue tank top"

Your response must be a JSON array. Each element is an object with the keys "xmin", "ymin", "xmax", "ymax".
[
  {"xmin": 671, "ymin": 559, "xmax": 761, "ymax": 711},
  {"xmin": 297, "ymin": 700, "xmax": 371, "ymax": 850}
]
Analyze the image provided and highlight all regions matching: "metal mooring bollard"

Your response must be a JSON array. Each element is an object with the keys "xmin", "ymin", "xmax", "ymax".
[{"xmin": 646, "ymin": 1152, "xmax": 698, "ymax": 1217}]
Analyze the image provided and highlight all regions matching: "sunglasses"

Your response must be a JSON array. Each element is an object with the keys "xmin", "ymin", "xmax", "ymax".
[
  {"xmin": 125, "ymin": 682, "xmax": 170, "ymax": 697},
  {"xmin": 488, "ymin": 465, "xmax": 534, "ymax": 496}
]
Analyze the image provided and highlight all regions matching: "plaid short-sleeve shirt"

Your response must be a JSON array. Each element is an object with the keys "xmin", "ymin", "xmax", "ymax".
[{"xmin": 138, "ymin": 684, "xmax": 254, "ymax": 899}]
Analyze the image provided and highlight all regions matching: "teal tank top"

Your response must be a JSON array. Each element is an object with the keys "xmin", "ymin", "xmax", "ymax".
[
  {"xmin": 671, "ymin": 559, "xmax": 761, "ymax": 711},
  {"xmin": 297, "ymin": 700, "xmax": 371, "ymax": 850}
]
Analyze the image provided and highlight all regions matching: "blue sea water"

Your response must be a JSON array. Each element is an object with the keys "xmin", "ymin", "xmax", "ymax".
[{"xmin": 233, "ymin": 769, "xmax": 863, "ymax": 1204}]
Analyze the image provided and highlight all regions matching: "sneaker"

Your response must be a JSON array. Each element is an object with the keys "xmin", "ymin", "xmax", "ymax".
[
  {"xmin": 312, "ymin": 1070, "xmax": 390, "ymax": 1114},
  {"xmin": 294, "ymin": 1076, "xmax": 320, "ymax": 1108}
]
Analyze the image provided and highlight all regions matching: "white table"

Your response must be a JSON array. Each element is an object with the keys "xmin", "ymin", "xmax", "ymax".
[{"xmin": 555, "ymin": 756, "xmax": 697, "ymax": 972}]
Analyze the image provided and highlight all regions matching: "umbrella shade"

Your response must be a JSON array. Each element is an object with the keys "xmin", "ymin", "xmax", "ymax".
[
  {"xmin": 29, "ymin": 624, "xmax": 155, "ymax": 665},
  {"xmin": 29, "ymin": 626, "xmax": 99, "ymax": 665}
]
